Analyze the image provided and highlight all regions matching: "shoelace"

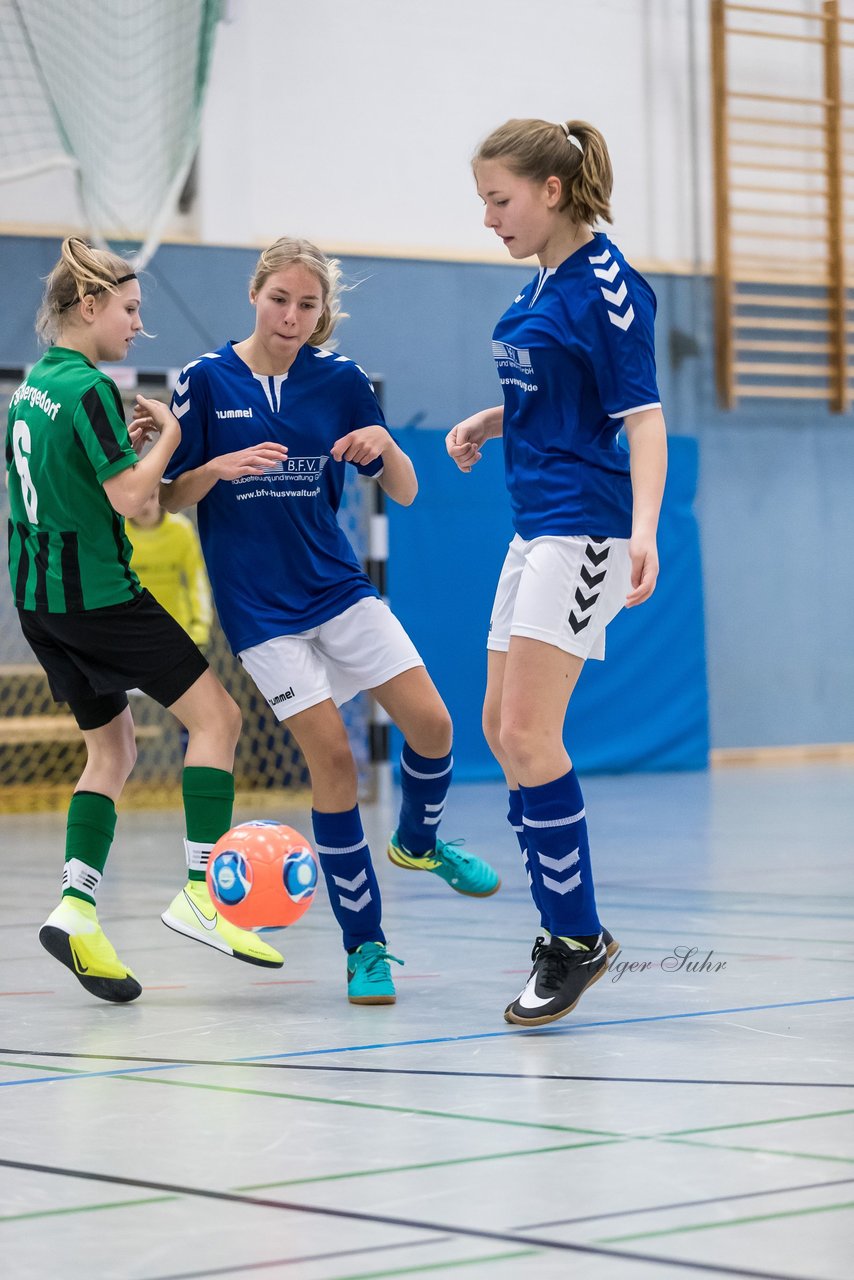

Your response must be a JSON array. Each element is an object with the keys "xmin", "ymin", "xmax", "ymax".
[
  {"xmin": 434, "ymin": 838, "xmax": 471, "ymax": 866},
  {"xmin": 358, "ymin": 946, "xmax": 404, "ymax": 982}
]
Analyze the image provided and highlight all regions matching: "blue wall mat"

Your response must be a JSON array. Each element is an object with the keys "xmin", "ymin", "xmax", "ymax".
[{"xmin": 387, "ymin": 432, "xmax": 709, "ymax": 778}]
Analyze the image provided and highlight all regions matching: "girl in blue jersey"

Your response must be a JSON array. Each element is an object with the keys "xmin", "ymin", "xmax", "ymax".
[
  {"xmin": 155, "ymin": 237, "xmax": 500, "ymax": 1005},
  {"xmin": 447, "ymin": 119, "xmax": 668, "ymax": 1027}
]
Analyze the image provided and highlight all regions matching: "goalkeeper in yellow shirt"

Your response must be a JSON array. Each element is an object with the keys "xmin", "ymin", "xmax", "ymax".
[{"xmin": 126, "ymin": 492, "xmax": 212, "ymax": 651}]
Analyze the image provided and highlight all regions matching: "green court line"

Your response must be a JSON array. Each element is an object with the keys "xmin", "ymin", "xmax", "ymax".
[
  {"xmin": 665, "ymin": 1106, "xmax": 854, "ymax": 1137},
  {"xmin": 2, "ymin": 1057, "xmax": 621, "ymax": 1138},
  {"xmin": 0, "ymin": 1195, "xmax": 174, "ymax": 1223},
  {"xmin": 237, "ymin": 1137, "xmax": 623, "ymax": 1192},
  {"xmin": 597, "ymin": 1196, "xmax": 854, "ymax": 1243},
  {"xmin": 0, "ymin": 1139, "xmax": 618, "ymax": 1226},
  {"xmin": 660, "ymin": 1136, "xmax": 854, "ymax": 1166},
  {"xmin": 325, "ymin": 1249, "xmax": 538, "ymax": 1280},
  {"xmin": 121, "ymin": 1072, "xmax": 622, "ymax": 1138},
  {"xmin": 1, "ymin": 1059, "xmax": 82, "ymax": 1076}
]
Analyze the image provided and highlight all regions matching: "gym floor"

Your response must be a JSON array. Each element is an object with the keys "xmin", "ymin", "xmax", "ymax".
[{"xmin": 1, "ymin": 766, "xmax": 852, "ymax": 1280}]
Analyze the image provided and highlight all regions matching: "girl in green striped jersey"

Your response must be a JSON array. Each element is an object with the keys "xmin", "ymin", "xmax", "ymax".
[{"xmin": 6, "ymin": 238, "xmax": 285, "ymax": 1002}]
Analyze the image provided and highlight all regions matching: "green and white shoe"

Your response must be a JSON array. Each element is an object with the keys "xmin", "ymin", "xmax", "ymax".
[
  {"xmin": 347, "ymin": 941, "xmax": 403, "ymax": 1005},
  {"xmin": 388, "ymin": 831, "xmax": 501, "ymax": 897},
  {"xmin": 39, "ymin": 898, "xmax": 142, "ymax": 1003},
  {"xmin": 161, "ymin": 880, "xmax": 284, "ymax": 969}
]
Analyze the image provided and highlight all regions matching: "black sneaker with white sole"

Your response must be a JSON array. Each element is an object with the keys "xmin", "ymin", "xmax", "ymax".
[{"xmin": 504, "ymin": 933, "xmax": 608, "ymax": 1027}]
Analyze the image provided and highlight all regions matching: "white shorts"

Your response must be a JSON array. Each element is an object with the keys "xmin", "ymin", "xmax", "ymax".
[
  {"xmin": 238, "ymin": 595, "xmax": 424, "ymax": 719},
  {"xmin": 487, "ymin": 533, "xmax": 632, "ymax": 661}
]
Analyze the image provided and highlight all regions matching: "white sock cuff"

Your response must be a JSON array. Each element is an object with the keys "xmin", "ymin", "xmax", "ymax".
[
  {"xmin": 184, "ymin": 839, "xmax": 214, "ymax": 873},
  {"xmin": 61, "ymin": 859, "xmax": 102, "ymax": 899}
]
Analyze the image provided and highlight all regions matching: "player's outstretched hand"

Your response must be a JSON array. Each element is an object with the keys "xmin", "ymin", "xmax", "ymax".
[
  {"xmin": 446, "ymin": 411, "xmax": 492, "ymax": 472},
  {"xmin": 133, "ymin": 395, "xmax": 182, "ymax": 441},
  {"xmin": 331, "ymin": 426, "xmax": 390, "ymax": 465},
  {"xmin": 128, "ymin": 421, "xmax": 155, "ymax": 454},
  {"xmin": 210, "ymin": 443, "xmax": 289, "ymax": 481},
  {"xmin": 626, "ymin": 535, "xmax": 659, "ymax": 607}
]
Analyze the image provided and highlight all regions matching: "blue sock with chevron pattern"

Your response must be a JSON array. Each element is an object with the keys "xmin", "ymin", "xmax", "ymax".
[
  {"xmin": 311, "ymin": 807, "xmax": 385, "ymax": 951},
  {"xmin": 519, "ymin": 769, "xmax": 601, "ymax": 939},
  {"xmin": 508, "ymin": 788, "xmax": 547, "ymax": 928},
  {"xmin": 396, "ymin": 743, "xmax": 453, "ymax": 855}
]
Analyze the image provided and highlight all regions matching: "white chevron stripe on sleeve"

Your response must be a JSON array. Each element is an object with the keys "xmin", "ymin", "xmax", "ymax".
[
  {"xmin": 588, "ymin": 249, "xmax": 612, "ymax": 265},
  {"xmin": 600, "ymin": 281, "xmax": 627, "ymax": 307},
  {"xmin": 593, "ymin": 260, "xmax": 620, "ymax": 283},
  {"xmin": 174, "ymin": 376, "xmax": 190, "ymax": 397},
  {"xmin": 608, "ymin": 305, "xmax": 635, "ymax": 331},
  {"xmin": 173, "ymin": 400, "xmax": 191, "ymax": 419}
]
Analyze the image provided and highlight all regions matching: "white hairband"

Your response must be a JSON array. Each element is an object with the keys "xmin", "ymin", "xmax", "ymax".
[{"xmin": 559, "ymin": 123, "xmax": 584, "ymax": 155}]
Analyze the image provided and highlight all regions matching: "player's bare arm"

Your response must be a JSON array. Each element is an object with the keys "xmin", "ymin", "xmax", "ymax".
[
  {"xmin": 623, "ymin": 406, "xmax": 667, "ymax": 607},
  {"xmin": 160, "ymin": 442, "xmax": 288, "ymax": 511},
  {"xmin": 332, "ymin": 425, "xmax": 417, "ymax": 506}
]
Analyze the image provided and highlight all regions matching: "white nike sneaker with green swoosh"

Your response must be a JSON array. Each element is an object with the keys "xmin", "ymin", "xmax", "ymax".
[{"xmin": 161, "ymin": 880, "xmax": 283, "ymax": 968}]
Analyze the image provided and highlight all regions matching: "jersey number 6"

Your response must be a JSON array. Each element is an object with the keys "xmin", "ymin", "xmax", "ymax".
[{"xmin": 12, "ymin": 419, "xmax": 39, "ymax": 524}]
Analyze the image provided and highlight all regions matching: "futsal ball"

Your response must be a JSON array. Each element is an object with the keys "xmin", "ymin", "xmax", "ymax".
[{"xmin": 206, "ymin": 821, "xmax": 318, "ymax": 929}]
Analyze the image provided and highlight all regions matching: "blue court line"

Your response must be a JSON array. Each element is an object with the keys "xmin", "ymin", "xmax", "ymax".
[{"xmin": 1, "ymin": 993, "xmax": 852, "ymax": 1089}]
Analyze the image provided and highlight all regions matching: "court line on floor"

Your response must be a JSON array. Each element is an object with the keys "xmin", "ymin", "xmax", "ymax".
[
  {"xmin": 140, "ymin": 1249, "xmax": 535, "ymax": 1280},
  {"xmin": 0, "ymin": 1156, "xmax": 825, "ymax": 1280},
  {"xmin": 0, "ymin": 1141, "xmax": 613, "ymax": 1225},
  {"xmin": 597, "ymin": 1196, "xmax": 854, "ymax": 1244},
  {"xmin": 660, "ymin": 1136, "xmax": 854, "ymax": 1167},
  {"xmin": 1, "ymin": 992, "xmax": 851, "ymax": 1089},
  {"xmin": 119, "ymin": 1236, "xmax": 470, "ymax": 1280},
  {"xmin": 3, "ymin": 1046, "xmax": 851, "ymax": 1090},
  {"xmin": 517, "ymin": 1175, "xmax": 854, "ymax": 1229},
  {"xmin": 9, "ymin": 1057, "xmax": 849, "ymax": 1169}
]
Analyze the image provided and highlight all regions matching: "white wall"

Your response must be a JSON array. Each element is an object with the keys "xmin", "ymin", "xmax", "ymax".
[
  {"xmin": 0, "ymin": 0, "xmax": 713, "ymax": 270},
  {"xmin": 199, "ymin": 0, "xmax": 710, "ymax": 268}
]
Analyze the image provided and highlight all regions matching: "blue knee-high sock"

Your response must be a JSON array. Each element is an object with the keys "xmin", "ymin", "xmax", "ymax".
[
  {"xmin": 508, "ymin": 789, "xmax": 547, "ymax": 928},
  {"xmin": 311, "ymin": 807, "xmax": 384, "ymax": 951},
  {"xmin": 519, "ymin": 769, "xmax": 600, "ymax": 938},
  {"xmin": 396, "ymin": 743, "xmax": 453, "ymax": 855}
]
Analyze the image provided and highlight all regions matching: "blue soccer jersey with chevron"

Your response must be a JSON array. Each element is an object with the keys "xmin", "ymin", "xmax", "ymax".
[
  {"xmin": 492, "ymin": 231, "xmax": 660, "ymax": 539},
  {"xmin": 164, "ymin": 342, "xmax": 383, "ymax": 653}
]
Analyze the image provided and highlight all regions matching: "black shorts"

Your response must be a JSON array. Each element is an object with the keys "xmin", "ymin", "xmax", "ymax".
[{"xmin": 18, "ymin": 589, "xmax": 209, "ymax": 730}]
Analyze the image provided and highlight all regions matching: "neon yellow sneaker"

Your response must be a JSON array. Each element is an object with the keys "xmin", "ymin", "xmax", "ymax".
[
  {"xmin": 161, "ymin": 880, "xmax": 284, "ymax": 969},
  {"xmin": 39, "ymin": 898, "xmax": 142, "ymax": 1003}
]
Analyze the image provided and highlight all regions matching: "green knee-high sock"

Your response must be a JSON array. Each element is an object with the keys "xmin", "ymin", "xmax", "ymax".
[
  {"xmin": 182, "ymin": 766, "xmax": 234, "ymax": 882},
  {"xmin": 63, "ymin": 791, "xmax": 117, "ymax": 905}
]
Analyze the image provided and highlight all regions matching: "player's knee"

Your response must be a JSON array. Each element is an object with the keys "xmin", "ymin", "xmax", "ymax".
[
  {"xmin": 221, "ymin": 691, "xmax": 242, "ymax": 747},
  {"xmin": 498, "ymin": 719, "xmax": 541, "ymax": 776},
  {"xmin": 204, "ymin": 685, "xmax": 241, "ymax": 748},
  {"xmin": 482, "ymin": 704, "xmax": 502, "ymax": 753},
  {"xmin": 407, "ymin": 705, "xmax": 452, "ymax": 757}
]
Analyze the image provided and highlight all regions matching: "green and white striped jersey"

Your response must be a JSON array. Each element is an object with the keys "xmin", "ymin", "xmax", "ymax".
[{"xmin": 6, "ymin": 346, "xmax": 142, "ymax": 612}]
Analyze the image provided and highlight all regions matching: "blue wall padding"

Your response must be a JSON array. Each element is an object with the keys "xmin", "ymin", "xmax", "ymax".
[{"xmin": 387, "ymin": 432, "xmax": 709, "ymax": 778}]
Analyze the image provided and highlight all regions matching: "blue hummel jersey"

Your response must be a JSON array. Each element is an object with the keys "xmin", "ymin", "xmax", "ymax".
[
  {"xmin": 492, "ymin": 231, "xmax": 660, "ymax": 539},
  {"xmin": 164, "ymin": 342, "xmax": 385, "ymax": 653}
]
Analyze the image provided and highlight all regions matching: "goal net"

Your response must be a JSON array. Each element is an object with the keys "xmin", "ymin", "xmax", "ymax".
[{"xmin": 0, "ymin": 0, "xmax": 223, "ymax": 267}]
